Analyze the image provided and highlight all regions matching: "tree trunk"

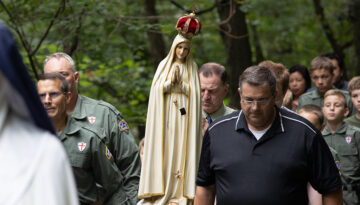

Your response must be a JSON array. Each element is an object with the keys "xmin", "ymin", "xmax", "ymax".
[
  {"xmin": 143, "ymin": 0, "xmax": 166, "ymax": 72},
  {"xmin": 217, "ymin": 0, "xmax": 252, "ymax": 109},
  {"xmin": 352, "ymin": 0, "xmax": 360, "ymax": 75},
  {"xmin": 312, "ymin": 0, "xmax": 347, "ymax": 77},
  {"xmin": 250, "ymin": 23, "xmax": 264, "ymax": 64}
]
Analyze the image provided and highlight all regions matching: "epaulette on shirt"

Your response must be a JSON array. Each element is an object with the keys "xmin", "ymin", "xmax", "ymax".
[
  {"xmin": 347, "ymin": 125, "xmax": 360, "ymax": 134},
  {"xmin": 97, "ymin": 100, "xmax": 124, "ymax": 118},
  {"xmin": 79, "ymin": 95, "xmax": 124, "ymax": 119}
]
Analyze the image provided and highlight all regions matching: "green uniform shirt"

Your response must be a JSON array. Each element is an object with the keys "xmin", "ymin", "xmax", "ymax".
[
  {"xmin": 322, "ymin": 123, "xmax": 360, "ymax": 205},
  {"xmin": 71, "ymin": 94, "xmax": 140, "ymax": 204},
  {"xmin": 345, "ymin": 115, "xmax": 360, "ymax": 129},
  {"xmin": 60, "ymin": 117, "xmax": 127, "ymax": 204},
  {"xmin": 298, "ymin": 88, "xmax": 355, "ymax": 116},
  {"xmin": 329, "ymin": 146, "xmax": 341, "ymax": 173},
  {"xmin": 202, "ymin": 103, "xmax": 235, "ymax": 121}
]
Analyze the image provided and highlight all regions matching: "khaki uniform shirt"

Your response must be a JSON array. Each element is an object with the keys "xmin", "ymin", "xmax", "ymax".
[
  {"xmin": 72, "ymin": 95, "xmax": 140, "ymax": 204},
  {"xmin": 345, "ymin": 115, "xmax": 360, "ymax": 129},
  {"xmin": 202, "ymin": 103, "xmax": 235, "ymax": 121},
  {"xmin": 298, "ymin": 88, "xmax": 355, "ymax": 116},
  {"xmin": 60, "ymin": 117, "xmax": 126, "ymax": 204},
  {"xmin": 322, "ymin": 123, "xmax": 360, "ymax": 205}
]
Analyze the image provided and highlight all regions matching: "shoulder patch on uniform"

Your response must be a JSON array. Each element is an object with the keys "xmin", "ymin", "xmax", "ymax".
[
  {"xmin": 119, "ymin": 120, "xmax": 129, "ymax": 131},
  {"xmin": 78, "ymin": 142, "xmax": 87, "ymax": 152},
  {"xmin": 335, "ymin": 160, "xmax": 341, "ymax": 174},
  {"xmin": 105, "ymin": 146, "xmax": 112, "ymax": 160},
  {"xmin": 88, "ymin": 116, "xmax": 96, "ymax": 124}
]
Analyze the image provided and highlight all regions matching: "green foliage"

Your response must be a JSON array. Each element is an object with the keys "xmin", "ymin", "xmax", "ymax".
[
  {"xmin": 1, "ymin": 0, "xmax": 358, "ymax": 140},
  {"xmin": 245, "ymin": 0, "xmax": 354, "ymax": 71}
]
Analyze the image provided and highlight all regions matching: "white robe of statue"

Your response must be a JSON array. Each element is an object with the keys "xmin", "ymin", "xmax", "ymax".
[{"xmin": 138, "ymin": 34, "xmax": 202, "ymax": 205}]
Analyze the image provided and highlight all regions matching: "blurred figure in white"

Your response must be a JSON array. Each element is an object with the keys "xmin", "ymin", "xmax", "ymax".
[{"xmin": 0, "ymin": 23, "xmax": 79, "ymax": 205}]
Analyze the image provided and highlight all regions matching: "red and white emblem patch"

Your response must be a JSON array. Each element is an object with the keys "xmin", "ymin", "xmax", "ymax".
[
  {"xmin": 346, "ymin": 136, "xmax": 352, "ymax": 144},
  {"xmin": 78, "ymin": 142, "xmax": 87, "ymax": 152},
  {"xmin": 88, "ymin": 116, "xmax": 96, "ymax": 124}
]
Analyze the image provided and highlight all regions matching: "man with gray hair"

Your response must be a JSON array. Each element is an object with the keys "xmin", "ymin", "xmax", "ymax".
[
  {"xmin": 195, "ymin": 66, "xmax": 342, "ymax": 205},
  {"xmin": 199, "ymin": 63, "xmax": 234, "ymax": 134},
  {"xmin": 44, "ymin": 52, "xmax": 140, "ymax": 204}
]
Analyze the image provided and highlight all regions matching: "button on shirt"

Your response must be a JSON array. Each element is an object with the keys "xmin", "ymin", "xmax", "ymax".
[{"xmin": 197, "ymin": 107, "xmax": 341, "ymax": 205}]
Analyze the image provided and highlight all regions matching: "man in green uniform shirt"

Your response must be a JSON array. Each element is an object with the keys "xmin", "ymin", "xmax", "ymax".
[
  {"xmin": 322, "ymin": 89, "xmax": 360, "ymax": 205},
  {"xmin": 298, "ymin": 56, "xmax": 355, "ymax": 116},
  {"xmin": 199, "ymin": 63, "xmax": 234, "ymax": 134},
  {"xmin": 43, "ymin": 52, "xmax": 140, "ymax": 204},
  {"xmin": 37, "ymin": 73, "xmax": 128, "ymax": 204}
]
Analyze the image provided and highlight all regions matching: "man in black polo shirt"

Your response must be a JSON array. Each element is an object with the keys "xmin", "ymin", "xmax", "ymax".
[{"xmin": 195, "ymin": 66, "xmax": 342, "ymax": 205}]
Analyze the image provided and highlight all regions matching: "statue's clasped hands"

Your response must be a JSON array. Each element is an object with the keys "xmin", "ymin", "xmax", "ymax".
[{"xmin": 171, "ymin": 65, "xmax": 182, "ymax": 86}]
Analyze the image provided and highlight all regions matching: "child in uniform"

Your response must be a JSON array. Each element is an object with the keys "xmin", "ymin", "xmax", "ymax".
[
  {"xmin": 299, "ymin": 104, "xmax": 340, "ymax": 205},
  {"xmin": 322, "ymin": 89, "xmax": 360, "ymax": 205}
]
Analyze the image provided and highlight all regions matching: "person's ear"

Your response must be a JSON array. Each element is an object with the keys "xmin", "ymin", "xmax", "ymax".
[
  {"xmin": 225, "ymin": 83, "xmax": 229, "ymax": 93},
  {"xmin": 320, "ymin": 123, "xmax": 325, "ymax": 131},
  {"xmin": 65, "ymin": 92, "xmax": 72, "ymax": 104},
  {"xmin": 74, "ymin": 72, "xmax": 79, "ymax": 85},
  {"xmin": 273, "ymin": 89, "xmax": 278, "ymax": 100},
  {"xmin": 344, "ymin": 107, "xmax": 349, "ymax": 117}
]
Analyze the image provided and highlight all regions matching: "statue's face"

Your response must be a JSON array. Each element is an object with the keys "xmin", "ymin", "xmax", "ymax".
[{"xmin": 175, "ymin": 42, "xmax": 190, "ymax": 62}]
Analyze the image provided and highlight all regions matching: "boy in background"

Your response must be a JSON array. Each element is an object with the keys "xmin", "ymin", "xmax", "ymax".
[
  {"xmin": 298, "ymin": 56, "xmax": 355, "ymax": 115},
  {"xmin": 322, "ymin": 89, "xmax": 360, "ymax": 205},
  {"xmin": 299, "ymin": 104, "xmax": 339, "ymax": 205},
  {"xmin": 345, "ymin": 76, "xmax": 360, "ymax": 128}
]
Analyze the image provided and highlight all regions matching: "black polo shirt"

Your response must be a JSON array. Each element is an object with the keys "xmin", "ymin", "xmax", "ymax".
[{"xmin": 196, "ymin": 107, "xmax": 341, "ymax": 205}]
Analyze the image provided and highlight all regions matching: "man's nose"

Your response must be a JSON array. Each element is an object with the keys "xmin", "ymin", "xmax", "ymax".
[
  {"xmin": 203, "ymin": 91, "xmax": 210, "ymax": 100},
  {"xmin": 250, "ymin": 102, "xmax": 260, "ymax": 109},
  {"xmin": 43, "ymin": 94, "xmax": 52, "ymax": 104}
]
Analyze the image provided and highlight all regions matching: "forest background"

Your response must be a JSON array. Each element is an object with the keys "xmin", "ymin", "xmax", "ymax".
[{"xmin": 1, "ymin": 0, "xmax": 360, "ymax": 140}]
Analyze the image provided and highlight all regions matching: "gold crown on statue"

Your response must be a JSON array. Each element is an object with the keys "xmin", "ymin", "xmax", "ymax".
[{"xmin": 175, "ymin": 12, "xmax": 201, "ymax": 39}]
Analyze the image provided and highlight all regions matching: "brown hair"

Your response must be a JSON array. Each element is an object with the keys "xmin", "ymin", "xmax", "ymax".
[
  {"xmin": 348, "ymin": 76, "xmax": 360, "ymax": 95},
  {"xmin": 309, "ymin": 56, "xmax": 334, "ymax": 74},
  {"xmin": 259, "ymin": 60, "xmax": 289, "ymax": 94},
  {"xmin": 199, "ymin": 62, "xmax": 227, "ymax": 85},
  {"xmin": 39, "ymin": 72, "xmax": 69, "ymax": 93},
  {"xmin": 298, "ymin": 104, "xmax": 324, "ymax": 125},
  {"xmin": 239, "ymin": 66, "xmax": 277, "ymax": 95},
  {"xmin": 324, "ymin": 89, "xmax": 347, "ymax": 108}
]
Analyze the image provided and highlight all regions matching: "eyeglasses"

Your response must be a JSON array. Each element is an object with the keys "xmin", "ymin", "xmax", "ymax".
[
  {"xmin": 39, "ymin": 92, "xmax": 64, "ymax": 101},
  {"xmin": 241, "ymin": 98, "xmax": 272, "ymax": 106}
]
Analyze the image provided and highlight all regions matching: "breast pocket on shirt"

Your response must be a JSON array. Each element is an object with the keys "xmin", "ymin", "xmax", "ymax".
[
  {"xmin": 69, "ymin": 152, "xmax": 91, "ymax": 169},
  {"xmin": 337, "ymin": 144, "xmax": 360, "ymax": 170}
]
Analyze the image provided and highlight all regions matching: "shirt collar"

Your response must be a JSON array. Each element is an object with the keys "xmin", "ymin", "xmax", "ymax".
[
  {"xmin": 235, "ymin": 106, "xmax": 284, "ymax": 135},
  {"xmin": 311, "ymin": 86, "xmax": 337, "ymax": 99},
  {"xmin": 309, "ymin": 89, "xmax": 323, "ymax": 100},
  {"xmin": 59, "ymin": 116, "xmax": 80, "ymax": 141},
  {"xmin": 71, "ymin": 94, "xmax": 87, "ymax": 120},
  {"xmin": 202, "ymin": 103, "xmax": 227, "ymax": 120},
  {"xmin": 322, "ymin": 122, "xmax": 347, "ymax": 136}
]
